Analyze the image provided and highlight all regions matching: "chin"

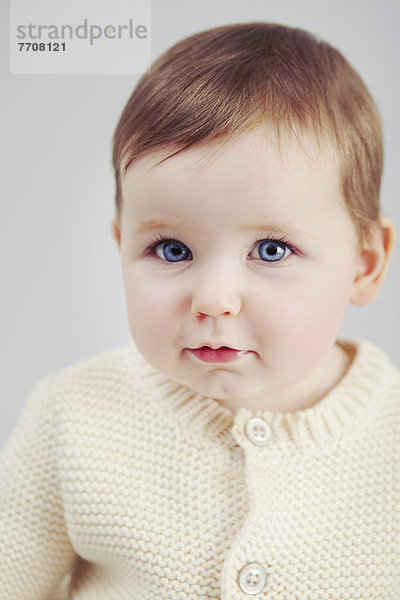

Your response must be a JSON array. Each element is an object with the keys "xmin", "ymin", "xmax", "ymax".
[{"xmin": 191, "ymin": 377, "xmax": 247, "ymax": 402}]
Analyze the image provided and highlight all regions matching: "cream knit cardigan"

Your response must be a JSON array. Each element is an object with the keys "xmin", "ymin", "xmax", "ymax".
[{"xmin": 0, "ymin": 339, "xmax": 399, "ymax": 599}]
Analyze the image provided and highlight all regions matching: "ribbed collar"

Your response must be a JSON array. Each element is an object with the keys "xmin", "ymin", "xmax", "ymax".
[{"xmin": 126, "ymin": 339, "xmax": 393, "ymax": 453}]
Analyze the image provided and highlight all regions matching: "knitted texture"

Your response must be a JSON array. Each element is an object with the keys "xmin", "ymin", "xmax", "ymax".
[{"xmin": 0, "ymin": 339, "xmax": 399, "ymax": 599}]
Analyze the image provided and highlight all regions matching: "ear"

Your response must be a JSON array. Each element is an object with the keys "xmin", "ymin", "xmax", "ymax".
[
  {"xmin": 350, "ymin": 216, "xmax": 396, "ymax": 306},
  {"xmin": 111, "ymin": 217, "xmax": 121, "ymax": 249}
]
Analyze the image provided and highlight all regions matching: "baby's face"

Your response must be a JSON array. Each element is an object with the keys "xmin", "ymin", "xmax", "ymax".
[{"xmin": 117, "ymin": 127, "xmax": 361, "ymax": 412}]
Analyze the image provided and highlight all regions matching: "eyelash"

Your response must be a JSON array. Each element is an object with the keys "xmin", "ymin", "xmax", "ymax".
[
  {"xmin": 144, "ymin": 233, "xmax": 190, "ymax": 259},
  {"xmin": 144, "ymin": 233, "xmax": 299, "ymax": 262},
  {"xmin": 144, "ymin": 234, "xmax": 300, "ymax": 265},
  {"xmin": 252, "ymin": 235, "xmax": 298, "ymax": 258}
]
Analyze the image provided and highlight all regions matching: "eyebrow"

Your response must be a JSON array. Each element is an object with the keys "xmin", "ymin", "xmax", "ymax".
[
  {"xmin": 133, "ymin": 218, "xmax": 317, "ymax": 241},
  {"xmin": 241, "ymin": 222, "xmax": 318, "ymax": 240},
  {"xmin": 133, "ymin": 218, "xmax": 185, "ymax": 234}
]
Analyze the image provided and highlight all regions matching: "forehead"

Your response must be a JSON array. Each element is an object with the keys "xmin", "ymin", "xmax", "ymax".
[
  {"xmin": 124, "ymin": 126, "xmax": 338, "ymax": 181},
  {"xmin": 120, "ymin": 127, "xmax": 350, "ymax": 235}
]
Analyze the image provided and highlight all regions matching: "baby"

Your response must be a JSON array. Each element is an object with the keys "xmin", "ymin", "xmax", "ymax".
[{"xmin": 1, "ymin": 22, "xmax": 399, "ymax": 600}]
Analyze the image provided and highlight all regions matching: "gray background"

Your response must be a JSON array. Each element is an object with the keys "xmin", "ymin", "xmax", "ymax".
[{"xmin": 1, "ymin": 0, "xmax": 399, "ymax": 445}]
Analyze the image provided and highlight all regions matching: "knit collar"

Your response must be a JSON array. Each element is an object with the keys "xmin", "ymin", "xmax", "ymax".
[{"xmin": 126, "ymin": 339, "xmax": 393, "ymax": 453}]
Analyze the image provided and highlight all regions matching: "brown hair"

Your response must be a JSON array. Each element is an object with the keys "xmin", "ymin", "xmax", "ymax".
[{"xmin": 112, "ymin": 22, "xmax": 383, "ymax": 240}]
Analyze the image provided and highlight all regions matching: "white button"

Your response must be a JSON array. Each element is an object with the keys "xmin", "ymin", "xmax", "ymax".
[
  {"xmin": 238, "ymin": 562, "xmax": 267, "ymax": 595},
  {"xmin": 245, "ymin": 417, "xmax": 271, "ymax": 446}
]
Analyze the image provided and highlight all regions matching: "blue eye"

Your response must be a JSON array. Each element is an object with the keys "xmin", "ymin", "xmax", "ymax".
[
  {"xmin": 256, "ymin": 239, "xmax": 292, "ymax": 262},
  {"xmin": 154, "ymin": 239, "xmax": 192, "ymax": 262}
]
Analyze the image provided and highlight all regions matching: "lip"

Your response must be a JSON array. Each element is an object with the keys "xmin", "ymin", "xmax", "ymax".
[{"xmin": 187, "ymin": 346, "xmax": 252, "ymax": 363}]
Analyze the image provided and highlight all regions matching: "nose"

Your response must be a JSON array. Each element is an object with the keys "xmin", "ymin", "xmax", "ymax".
[{"xmin": 190, "ymin": 272, "xmax": 243, "ymax": 318}]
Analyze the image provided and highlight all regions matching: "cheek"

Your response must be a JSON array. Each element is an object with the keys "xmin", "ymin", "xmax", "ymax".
[
  {"xmin": 250, "ymin": 268, "xmax": 354, "ymax": 347},
  {"xmin": 122, "ymin": 268, "xmax": 183, "ymax": 347}
]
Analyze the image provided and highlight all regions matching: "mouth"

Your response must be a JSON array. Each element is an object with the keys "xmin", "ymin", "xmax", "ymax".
[{"xmin": 187, "ymin": 346, "xmax": 253, "ymax": 364}]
